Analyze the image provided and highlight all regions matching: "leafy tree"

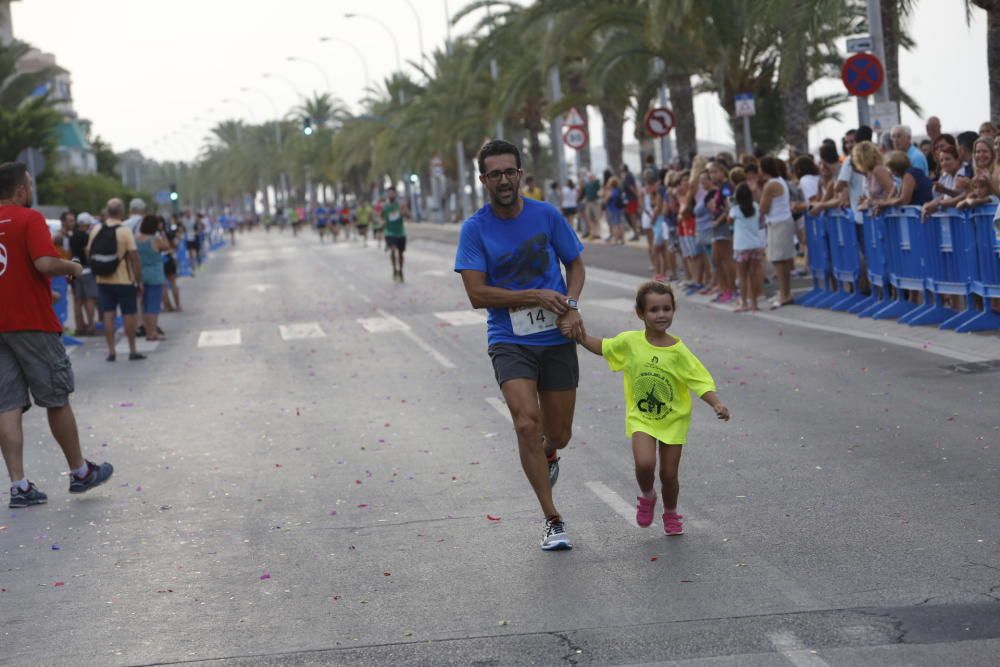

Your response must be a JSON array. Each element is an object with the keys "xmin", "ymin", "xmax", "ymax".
[{"xmin": 90, "ymin": 135, "xmax": 119, "ymax": 178}]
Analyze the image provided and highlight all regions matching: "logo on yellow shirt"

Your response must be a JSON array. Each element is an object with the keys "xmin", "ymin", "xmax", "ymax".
[{"xmin": 635, "ymin": 370, "xmax": 674, "ymax": 420}]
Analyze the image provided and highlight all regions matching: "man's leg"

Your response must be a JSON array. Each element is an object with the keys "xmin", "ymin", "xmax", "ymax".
[
  {"xmin": 0, "ymin": 409, "xmax": 25, "ymax": 482},
  {"xmin": 501, "ymin": 379, "xmax": 559, "ymax": 519},
  {"xmin": 102, "ymin": 309, "xmax": 116, "ymax": 357},
  {"xmin": 122, "ymin": 314, "xmax": 139, "ymax": 354},
  {"xmin": 47, "ymin": 405, "xmax": 84, "ymax": 471},
  {"xmin": 539, "ymin": 388, "xmax": 576, "ymax": 457}
]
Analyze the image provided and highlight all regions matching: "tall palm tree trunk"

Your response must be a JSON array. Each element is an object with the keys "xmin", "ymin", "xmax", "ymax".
[
  {"xmin": 975, "ymin": 1, "xmax": 1000, "ymax": 122},
  {"xmin": 880, "ymin": 0, "xmax": 902, "ymax": 118},
  {"xmin": 780, "ymin": 46, "xmax": 810, "ymax": 153},
  {"xmin": 667, "ymin": 75, "xmax": 697, "ymax": 164},
  {"xmin": 600, "ymin": 105, "xmax": 624, "ymax": 173}
]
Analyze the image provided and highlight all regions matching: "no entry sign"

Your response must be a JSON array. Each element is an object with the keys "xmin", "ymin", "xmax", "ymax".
[
  {"xmin": 644, "ymin": 107, "xmax": 675, "ymax": 138},
  {"xmin": 842, "ymin": 53, "xmax": 884, "ymax": 98}
]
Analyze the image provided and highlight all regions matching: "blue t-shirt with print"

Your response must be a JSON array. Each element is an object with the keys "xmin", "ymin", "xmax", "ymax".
[{"xmin": 454, "ymin": 198, "xmax": 585, "ymax": 347}]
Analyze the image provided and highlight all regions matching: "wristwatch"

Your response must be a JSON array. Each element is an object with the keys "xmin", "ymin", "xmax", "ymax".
[{"xmin": 566, "ymin": 299, "xmax": 579, "ymax": 310}]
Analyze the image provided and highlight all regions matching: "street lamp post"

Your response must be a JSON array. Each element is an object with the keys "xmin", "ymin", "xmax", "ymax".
[
  {"xmin": 343, "ymin": 13, "xmax": 401, "ymax": 73},
  {"xmin": 319, "ymin": 36, "xmax": 371, "ymax": 92},
  {"xmin": 241, "ymin": 85, "xmax": 288, "ymax": 210},
  {"xmin": 262, "ymin": 72, "xmax": 304, "ymax": 102},
  {"xmin": 287, "ymin": 56, "xmax": 332, "ymax": 95}
]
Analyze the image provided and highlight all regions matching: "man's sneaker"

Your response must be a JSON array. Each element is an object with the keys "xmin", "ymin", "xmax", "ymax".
[
  {"xmin": 541, "ymin": 517, "xmax": 572, "ymax": 551},
  {"xmin": 663, "ymin": 512, "xmax": 684, "ymax": 536},
  {"xmin": 547, "ymin": 455, "xmax": 560, "ymax": 488},
  {"xmin": 9, "ymin": 482, "xmax": 47, "ymax": 508},
  {"xmin": 69, "ymin": 461, "xmax": 114, "ymax": 494}
]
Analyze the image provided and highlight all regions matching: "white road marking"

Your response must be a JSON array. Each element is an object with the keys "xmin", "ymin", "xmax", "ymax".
[
  {"xmin": 279, "ymin": 322, "xmax": 326, "ymax": 340},
  {"xmin": 400, "ymin": 328, "xmax": 456, "ymax": 369},
  {"xmin": 197, "ymin": 329, "xmax": 242, "ymax": 347},
  {"xmin": 485, "ymin": 397, "xmax": 512, "ymax": 423},
  {"xmin": 357, "ymin": 314, "xmax": 409, "ymax": 333},
  {"xmin": 585, "ymin": 480, "xmax": 654, "ymax": 527},
  {"xmin": 247, "ymin": 283, "xmax": 275, "ymax": 293},
  {"xmin": 768, "ymin": 632, "xmax": 832, "ymax": 667},
  {"xmin": 115, "ymin": 338, "xmax": 160, "ymax": 354},
  {"xmin": 434, "ymin": 310, "xmax": 487, "ymax": 326},
  {"xmin": 345, "ymin": 282, "xmax": 374, "ymax": 304}
]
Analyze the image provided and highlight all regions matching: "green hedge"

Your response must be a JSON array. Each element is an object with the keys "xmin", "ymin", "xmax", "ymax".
[{"xmin": 38, "ymin": 172, "xmax": 152, "ymax": 215}]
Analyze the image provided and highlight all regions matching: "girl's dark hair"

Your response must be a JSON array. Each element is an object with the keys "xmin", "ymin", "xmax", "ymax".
[
  {"xmin": 793, "ymin": 156, "xmax": 820, "ymax": 178},
  {"xmin": 759, "ymin": 156, "xmax": 782, "ymax": 178},
  {"xmin": 139, "ymin": 214, "xmax": 160, "ymax": 235},
  {"xmin": 635, "ymin": 280, "xmax": 676, "ymax": 312},
  {"xmin": 735, "ymin": 183, "xmax": 755, "ymax": 218}
]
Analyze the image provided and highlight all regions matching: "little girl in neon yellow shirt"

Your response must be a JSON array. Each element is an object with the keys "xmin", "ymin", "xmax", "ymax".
[{"xmin": 575, "ymin": 281, "xmax": 730, "ymax": 535}]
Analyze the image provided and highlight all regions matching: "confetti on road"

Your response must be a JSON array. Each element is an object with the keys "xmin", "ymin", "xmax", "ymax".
[
  {"xmin": 51, "ymin": 545, "xmax": 60, "ymax": 550},
  {"xmin": 260, "ymin": 573, "xmax": 271, "ymax": 580},
  {"xmin": 487, "ymin": 515, "xmax": 501, "ymax": 521},
  {"xmin": 53, "ymin": 582, "xmax": 65, "ymax": 587}
]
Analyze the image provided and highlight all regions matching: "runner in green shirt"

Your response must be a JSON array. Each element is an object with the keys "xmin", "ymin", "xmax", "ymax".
[{"xmin": 382, "ymin": 190, "xmax": 407, "ymax": 282}]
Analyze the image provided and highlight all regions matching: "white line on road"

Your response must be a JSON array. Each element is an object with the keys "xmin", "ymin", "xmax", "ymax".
[
  {"xmin": 374, "ymin": 309, "xmax": 456, "ymax": 369},
  {"xmin": 357, "ymin": 314, "xmax": 409, "ymax": 333},
  {"xmin": 115, "ymin": 338, "xmax": 160, "ymax": 354},
  {"xmin": 485, "ymin": 397, "xmax": 512, "ymax": 423},
  {"xmin": 279, "ymin": 322, "xmax": 326, "ymax": 340},
  {"xmin": 197, "ymin": 329, "xmax": 242, "ymax": 348},
  {"xmin": 585, "ymin": 480, "xmax": 654, "ymax": 527},
  {"xmin": 768, "ymin": 632, "xmax": 832, "ymax": 667},
  {"xmin": 434, "ymin": 310, "xmax": 487, "ymax": 326}
]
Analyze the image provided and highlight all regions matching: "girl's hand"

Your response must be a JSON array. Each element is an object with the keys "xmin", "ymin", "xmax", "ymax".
[{"xmin": 713, "ymin": 403, "xmax": 731, "ymax": 421}]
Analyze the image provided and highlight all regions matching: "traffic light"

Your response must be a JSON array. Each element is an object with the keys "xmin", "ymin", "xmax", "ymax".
[
  {"xmin": 302, "ymin": 117, "xmax": 313, "ymax": 136},
  {"xmin": 169, "ymin": 184, "xmax": 179, "ymax": 202}
]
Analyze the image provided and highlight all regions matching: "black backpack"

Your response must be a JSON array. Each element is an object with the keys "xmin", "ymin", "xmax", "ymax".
[{"xmin": 88, "ymin": 224, "xmax": 120, "ymax": 276}]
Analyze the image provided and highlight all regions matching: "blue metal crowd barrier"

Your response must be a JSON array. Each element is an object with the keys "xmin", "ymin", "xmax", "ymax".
[
  {"xmin": 796, "ymin": 213, "xmax": 832, "ymax": 306},
  {"xmin": 801, "ymin": 204, "xmax": 1000, "ymax": 332}
]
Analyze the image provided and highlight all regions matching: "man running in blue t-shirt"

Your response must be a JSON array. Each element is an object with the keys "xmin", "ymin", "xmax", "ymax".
[{"xmin": 455, "ymin": 140, "xmax": 586, "ymax": 551}]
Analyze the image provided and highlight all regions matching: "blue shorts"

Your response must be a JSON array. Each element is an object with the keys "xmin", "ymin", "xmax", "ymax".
[
  {"xmin": 142, "ymin": 283, "xmax": 164, "ymax": 315},
  {"xmin": 653, "ymin": 216, "xmax": 667, "ymax": 247},
  {"xmin": 98, "ymin": 284, "xmax": 138, "ymax": 316},
  {"xmin": 607, "ymin": 209, "xmax": 624, "ymax": 226},
  {"xmin": 679, "ymin": 236, "xmax": 702, "ymax": 258}
]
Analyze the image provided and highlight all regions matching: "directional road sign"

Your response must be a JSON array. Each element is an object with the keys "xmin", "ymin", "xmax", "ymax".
[
  {"xmin": 644, "ymin": 107, "xmax": 675, "ymax": 138},
  {"xmin": 842, "ymin": 53, "xmax": 884, "ymax": 98},
  {"xmin": 563, "ymin": 126, "xmax": 588, "ymax": 151},
  {"xmin": 563, "ymin": 107, "xmax": 586, "ymax": 128}
]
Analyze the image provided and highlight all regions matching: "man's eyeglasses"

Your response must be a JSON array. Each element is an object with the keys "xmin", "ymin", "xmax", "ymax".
[{"xmin": 482, "ymin": 168, "xmax": 521, "ymax": 183}]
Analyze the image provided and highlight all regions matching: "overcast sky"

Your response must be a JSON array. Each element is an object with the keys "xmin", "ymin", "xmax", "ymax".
[{"xmin": 10, "ymin": 0, "xmax": 991, "ymax": 162}]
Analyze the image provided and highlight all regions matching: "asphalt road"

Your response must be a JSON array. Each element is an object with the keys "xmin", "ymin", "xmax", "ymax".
[{"xmin": 2, "ymin": 227, "xmax": 999, "ymax": 667}]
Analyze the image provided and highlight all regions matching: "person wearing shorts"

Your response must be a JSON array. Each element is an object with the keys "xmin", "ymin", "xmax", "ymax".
[
  {"xmin": 759, "ymin": 156, "xmax": 796, "ymax": 308},
  {"xmin": 382, "ymin": 190, "xmax": 407, "ymax": 282},
  {"xmin": 455, "ymin": 140, "xmax": 585, "ymax": 551},
  {"xmin": 0, "ymin": 162, "xmax": 114, "ymax": 509}
]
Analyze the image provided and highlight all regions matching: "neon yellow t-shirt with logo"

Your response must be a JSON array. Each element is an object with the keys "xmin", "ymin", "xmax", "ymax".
[{"xmin": 602, "ymin": 330, "xmax": 716, "ymax": 445}]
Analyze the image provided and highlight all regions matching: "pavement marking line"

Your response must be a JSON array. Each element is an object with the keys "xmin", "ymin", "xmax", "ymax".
[
  {"xmin": 344, "ymin": 282, "xmax": 374, "ymax": 304},
  {"xmin": 373, "ymin": 308, "xmax": 456, "ymax": 369},
  {"xmin": 247, "ymin": 283, "xmax": 275, "ymax": 293},
  {"xmin": 115, "ymin": 339, "xmax": 160, "ymax": 354},
  {"xmin": 768, "ymin": 631, "xmax": 832, "ymax": 667},
  {"xmin": 357, "ymin": 315, "xmax": 409, "ymax": 333},
  {"xmin": 585, "ymin": 480, "xmax": 656, "ymax": 528},
  {"xmin": 197, "ymin": 329, "xmax": 242, "ymax": 348},
  {"xmin": 279, "ymin": 322, "xmax": 327, "ymax": 340},
  {"xmin": 434, "ymin": 310, "xmax": 487, "ymax": 326},
  {"xmin": 485, "ymin": 397, "xmax": 513, "ymax": 423}
]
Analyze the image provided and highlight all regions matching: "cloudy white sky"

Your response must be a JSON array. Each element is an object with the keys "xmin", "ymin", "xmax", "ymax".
[{"xmin": 9, "ymin": 0, "xmax": 991, "ymax": 162}]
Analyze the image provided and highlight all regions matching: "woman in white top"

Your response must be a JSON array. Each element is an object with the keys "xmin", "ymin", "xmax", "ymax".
[
  {"xmin": 561, "ymin": 179, "xmax": 579, "ymax": 233},
  {"xmin": 923, "ymin": 144, "xmax": 969, "ymax": 215},
  {"xmin": 758, "ymin": 156, "xmax": 796, "ymax": 308}
]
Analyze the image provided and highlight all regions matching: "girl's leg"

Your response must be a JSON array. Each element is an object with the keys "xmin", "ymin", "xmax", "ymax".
[
  {"xmin": 658, "ymin": 443, "xmax": 683, "ymax": 512},
  {"xmin": 738, "ymin": 260, "xmax": 750, "ymax": 309},
  {"xmin": 749, "ymin": 258, "xmax": 762, "ymax": 310},
  {"xmin": 632, "ymin": 432, "xmax": 658, "ymax": 497}
]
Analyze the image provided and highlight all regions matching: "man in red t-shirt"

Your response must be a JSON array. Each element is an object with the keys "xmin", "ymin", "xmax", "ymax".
[{"xmin": 0, "ymin": 162, "xmax": 114, "ymax": 508}]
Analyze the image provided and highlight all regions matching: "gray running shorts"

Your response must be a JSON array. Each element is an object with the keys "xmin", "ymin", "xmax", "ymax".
[
  {"xmin": 0, "ymin": 332, "xmax": 75, "ymax": 413},
  {"xmin": 488, "ymin": 342, "xmax": 579, "ymax": 391}
]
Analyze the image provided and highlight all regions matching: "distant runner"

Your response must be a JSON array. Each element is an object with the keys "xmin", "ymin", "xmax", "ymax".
[
  {"xmin": 382, "ymin": 190, "xmax": 406, "ymax": 282},
  {"xmin": 454, "ymin": 140, "xmax": 586, "ymax": 551}
]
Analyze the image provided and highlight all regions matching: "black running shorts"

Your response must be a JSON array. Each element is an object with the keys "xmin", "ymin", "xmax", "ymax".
[{"xmin": 488, "ymin": 342, "xmax": 579, "ymax": 391}]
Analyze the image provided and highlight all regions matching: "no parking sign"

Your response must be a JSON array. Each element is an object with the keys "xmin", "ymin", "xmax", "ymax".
[{"xmin": 842, "ymin": 53, "xmax": 884, "ymax": 97}]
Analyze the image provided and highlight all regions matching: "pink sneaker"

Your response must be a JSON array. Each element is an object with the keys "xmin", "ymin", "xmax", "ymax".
[
  {"xmin": 718, "ymin": 292, "xmax": 734, "ymax": 304},
  {"xmin": 636, "ymin": 494, "xmax": 657, "ymax": 528},
  {"xmin": 662, "ymin": 511, "xmax": 684, "ymax": 536}
]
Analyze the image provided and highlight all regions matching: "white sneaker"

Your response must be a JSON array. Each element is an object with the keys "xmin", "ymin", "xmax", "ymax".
[{"xmin": 541, "ymin": 517, "xmax": 572, "ymax": 551}]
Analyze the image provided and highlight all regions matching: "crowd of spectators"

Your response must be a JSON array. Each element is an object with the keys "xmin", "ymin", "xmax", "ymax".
[{"xmin": 527, "ymin": 116, "xmax": 1000, "ymax": 313}]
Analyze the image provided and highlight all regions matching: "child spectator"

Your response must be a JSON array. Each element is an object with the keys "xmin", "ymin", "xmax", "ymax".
[
  {"xmin": 730, "ymin": 183, "xmax": 766, "ymax": 312},
  {"xmin": 955, "ymin": 174, "xmax": 998, "ymax": 210},
  {"xmin": 574, "ymin": 281, "xmax": 729, "ymax": 535}
]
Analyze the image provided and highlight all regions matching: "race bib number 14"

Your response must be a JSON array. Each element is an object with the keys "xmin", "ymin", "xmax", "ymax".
[{"xmin": 509, "ymin": 306, "xmax": 558, "ymax": 336}]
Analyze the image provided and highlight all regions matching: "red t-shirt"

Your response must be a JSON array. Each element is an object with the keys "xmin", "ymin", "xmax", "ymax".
[{"xmin": 0, "ymin": 206, "xmax": 62, "ymax": 333}]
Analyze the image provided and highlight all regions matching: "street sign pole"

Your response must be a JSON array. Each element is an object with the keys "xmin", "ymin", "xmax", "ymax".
[
  {"xmin": 865, "ymin": 0, "xmax": 891, "ymax": 115},
  {"xmin": 654, "ymin": 58, "xmax": 673, "ymax": 165},
  {"xmin": 742, "ymin": 115, "xmax": 752, "ymax": 155},
  {"xmin": 857, "ymin": 96, "xmax": 871, "ymax": 128},
  {"xmin": 546, "ymin": 18, "xmax": 568, "ymax": 188}
]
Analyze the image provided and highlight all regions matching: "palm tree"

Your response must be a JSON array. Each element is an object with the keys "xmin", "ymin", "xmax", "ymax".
[
  {"xmin": 0, "ymin": 39, "xmax": 61, "ymax": 163},
  {"xmin": 966, "ymin": 0, "xmax": 1000, "ymax": 122}
]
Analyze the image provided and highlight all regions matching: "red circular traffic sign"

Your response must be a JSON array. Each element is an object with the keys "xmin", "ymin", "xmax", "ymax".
[
  {"xmin": 563, "ymin": 126, "xmax": 588, "ymax": 150},
  {"xmin": 644, "ymin": 107, "xmax": 675, "ymax": 137},
  {"xmin": 841, "ymin": 53, "xmax": 884, "ymax": 98}
]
